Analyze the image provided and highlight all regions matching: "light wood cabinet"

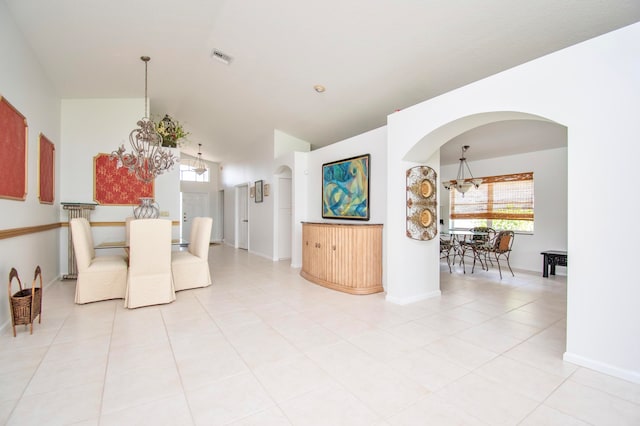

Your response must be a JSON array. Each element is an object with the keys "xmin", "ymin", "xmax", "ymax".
[{"xmin": 301, "ymin": 222, "xmax": 383, "ymax": 295}]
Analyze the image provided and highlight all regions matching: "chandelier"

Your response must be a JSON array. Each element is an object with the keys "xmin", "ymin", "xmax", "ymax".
[
  {"xmin": 111, "ymin": 56, "xmax": 177, "ymax": 183},
  {"xmin": 193, "ymin": 143, "xmax": 207, "ymax": 175},
  {"xmin": 443, "ymin": 145, "xmax": 482, "ymax": 195}
]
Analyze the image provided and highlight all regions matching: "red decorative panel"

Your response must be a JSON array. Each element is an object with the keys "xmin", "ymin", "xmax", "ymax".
[
  {"xmin": 93, "ymin": 153, "xmax": 154, "ymax": 205},
  {"xmin": 0, "ymin": 96, "xmax": 28, "ymax": 200},
  {"xmin": 38, "ymin": 134, "xmax": 55, "ymax": 204}
]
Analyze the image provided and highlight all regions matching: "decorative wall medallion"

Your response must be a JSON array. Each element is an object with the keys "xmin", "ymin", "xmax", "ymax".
[{"xmin": 406, "ymin": 166, "xmax": 437, "ymax": 240}]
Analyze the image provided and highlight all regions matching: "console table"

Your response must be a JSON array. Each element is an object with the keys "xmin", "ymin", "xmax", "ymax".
[
  {"xmin": 301, "ymin": 222, "xmax": 383, "ymax": 294},
  {"xmin": 540, "ymin": 250, "xmax": 567, "ymax": 277}
]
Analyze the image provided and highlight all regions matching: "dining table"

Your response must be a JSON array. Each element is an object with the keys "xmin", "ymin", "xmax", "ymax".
[
  {"xmin": 95, "ymin": 239, "xmax": 189, "ymax": 249},
  {"xmin": 440, "ymin": 229, "xmax": 490, "ymax": 272}
]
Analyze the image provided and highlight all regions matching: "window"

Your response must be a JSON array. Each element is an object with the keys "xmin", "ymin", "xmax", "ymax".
[
  {"xmin": 179, "ymin": 164, "xmax": 209, "ymax": 182},
  {"xmin": 450, "ymin": 172, "xmax": 534, "ymax": 232}
]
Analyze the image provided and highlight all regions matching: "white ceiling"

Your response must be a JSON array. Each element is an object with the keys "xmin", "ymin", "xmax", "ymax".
[{"xmin": 5, "ymin": 0, "xmax": 639, "ymax": 163}]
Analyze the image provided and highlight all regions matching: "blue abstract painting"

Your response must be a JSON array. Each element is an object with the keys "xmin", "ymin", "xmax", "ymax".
[{"xmin": 322, "ymin": 154, "xmax": 370, "ymax": 220}]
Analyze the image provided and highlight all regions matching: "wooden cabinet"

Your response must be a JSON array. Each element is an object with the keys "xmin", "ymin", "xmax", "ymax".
[{"xmin": 301, "ymin": 222, "xmax": 383, "ymax": 295}]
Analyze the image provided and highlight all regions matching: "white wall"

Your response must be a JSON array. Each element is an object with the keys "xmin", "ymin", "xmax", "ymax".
[
  {"xmin": 306, "ymin": 127, "xmax": 387, "ymax": 225},
  {"xmin": 440, "ymin": 147, "xmax": 568, "ymax": 273},
  {"xmin": 273, "ymin": 151, "xmax": 308, "ymax": 268},
  {"xmin": 274, "ymin": 129, "xmax": 310, "ymax": 158},
  {"xmin": 0, "ymin": 2, "xmax": 62, "ymax": 330},
  {"xmin": 225, "ymin": 126, "xmax": 387, "ymax": 269},
  {"xmin": 180, "ymin": 154, "xmax": 222, "ymax": 241},
  {"xmin": 387, "ymin": 23, "xmax": 640, "ymax": 383},
  {"xmin": 221, "ymin": 136, "xmax": 275, "ymax": 259},
  {"xmin": 59, "ymin": 99, "xmax": 181, "ymax": 267}
]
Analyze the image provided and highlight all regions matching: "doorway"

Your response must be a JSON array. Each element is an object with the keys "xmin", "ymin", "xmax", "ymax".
[
  {"xmin": 181, "ymin": 192, "xmax": 210, "ymax": 241},
  {"xmin": 277, "ymin": 177, "xmax": 292, "ymax": 260},
  {"xmin": 236, "ymin": 184, "xmax": 249, "ymax": 250}
]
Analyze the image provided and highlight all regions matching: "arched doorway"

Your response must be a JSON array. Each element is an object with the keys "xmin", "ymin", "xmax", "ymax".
[{"xmin": 386, "ymin": 111, "xmax": 566, "ymax": 305}]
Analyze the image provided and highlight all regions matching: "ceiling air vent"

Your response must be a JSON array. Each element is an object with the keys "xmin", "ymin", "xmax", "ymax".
[{"xmin": 211, "ymin": 49, "xmax": 233, "ymax": 65}]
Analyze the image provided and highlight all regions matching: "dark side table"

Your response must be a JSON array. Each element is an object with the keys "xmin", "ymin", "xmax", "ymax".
[{"xmin": 540, "ymin": 250, "xmax": 567, "ymax": 277}]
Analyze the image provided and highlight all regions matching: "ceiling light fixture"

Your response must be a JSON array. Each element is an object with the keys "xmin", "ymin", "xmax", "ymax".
[
  {"xmin": 193, "ymin": 143, "xmax": 207, "ymax": 175},
  {"xmin": 111, "ymin": 56, "xmax": 176, "ymax": 183},
  {"xmin": 313, "ymin": 84, "xmax": 326, "ymax": 93},
  {"xmin": 442, "ymin": 145, "xmax": 482, "ymax": 195}
]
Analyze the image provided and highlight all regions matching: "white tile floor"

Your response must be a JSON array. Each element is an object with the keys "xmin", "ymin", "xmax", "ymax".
[{"xmin": 2, "ymin": 244, "xmax": 639, "ymax": 425}]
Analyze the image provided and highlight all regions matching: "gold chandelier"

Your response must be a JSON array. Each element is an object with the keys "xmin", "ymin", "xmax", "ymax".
[
  {"xmin": 111, "ymin": 56, "xmax": 176, "ymax": 183},
  {"xmin": 443, "ymin": 145, "xmax": 482, "ymax": 194}
]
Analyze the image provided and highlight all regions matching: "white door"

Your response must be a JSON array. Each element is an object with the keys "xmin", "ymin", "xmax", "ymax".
[
  {"xmin": 237, "ymin": 185, "xmax": 249, "ymax": 250},
  {"xmin": 216, "ymin": 189, "xmax": 224, "ymax": 242},
  {"xmin": 181, "ymin": 192, "xmax": 210, "ymax": 241},
  {"xmin": 278, "ymin": 177, "xmax": 292, "ymax": 260}
]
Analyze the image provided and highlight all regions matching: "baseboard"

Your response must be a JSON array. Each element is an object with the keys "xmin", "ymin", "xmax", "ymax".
[
  {"xmin": 563, "ymin": 351, "xmax": 640, "ymax": 384},
  {"xmin": 385, "ymin": 290, "xmax": 441, "ymax": 305},
  {"xmin": 249, "ymin": 249, "xmax": 273, "ymax": 261}
]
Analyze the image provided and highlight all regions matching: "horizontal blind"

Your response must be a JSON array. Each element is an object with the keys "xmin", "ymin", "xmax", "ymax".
[{"xmin": 450, "ymin": 172, "xmax": 534, "ymax": 221}]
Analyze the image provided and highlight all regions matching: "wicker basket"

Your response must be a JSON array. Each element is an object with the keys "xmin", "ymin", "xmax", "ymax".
[{"xmin": 8, "ymin": 266, "xmax": 43, "ymax": 337}]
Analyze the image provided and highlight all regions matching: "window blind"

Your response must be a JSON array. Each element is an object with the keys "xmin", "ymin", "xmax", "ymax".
[{"xmin": 450, "ymin": 172, "xmax": 534, "ymax": 221}]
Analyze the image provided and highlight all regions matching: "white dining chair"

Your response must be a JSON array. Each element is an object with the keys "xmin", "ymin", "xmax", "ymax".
[
  {"xmin": 124, "ymin": 219, "xmax": 176, "ymax": 308},
  {"xmin": 171, "ymin": 217, "xmax": 212, "ymax": 291},
  {"xmin": 70, "ymin": 217, "xmax": 128, "ymax": 304}
]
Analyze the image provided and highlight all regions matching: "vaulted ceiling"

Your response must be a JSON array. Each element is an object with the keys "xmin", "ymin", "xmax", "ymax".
[{"xmin": 5, "ymin": 0, "xmax": 640, "ymax": 163}]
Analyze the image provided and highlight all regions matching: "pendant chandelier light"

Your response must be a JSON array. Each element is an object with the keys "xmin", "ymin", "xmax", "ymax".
[
  {"xmin": 442, "ymin": 145, "xmax": 482, "ymax": 195},
  {"xmin": 111, "ymin": 56, "xmax": 177, "ymax": 183},
  {"xmin": 193, "ymin": 143, "xmax": 207, "ymax": 175}
]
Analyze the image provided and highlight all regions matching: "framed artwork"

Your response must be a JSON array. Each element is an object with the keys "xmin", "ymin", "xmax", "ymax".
[
  {"xmin": 322, "ymin": 154, "xmax": 370, "ymax": 220},
  {"xmin": 38, "ymin": 133, "xmax": 55, "ymax": 204},
  {"xmin": 255, "ymin": 180, "xmax": 263, "ymax": 203},
  {"xmin": 250, "ymin": 186, "xmax": 255, "ymax": 198},
  {"xmin": 93, "ymin": 153, "xmax": 154, "ymax": 205},
  {"xmin": 0, "ymin": 96, "xmax": 28, "ymax": 200}
]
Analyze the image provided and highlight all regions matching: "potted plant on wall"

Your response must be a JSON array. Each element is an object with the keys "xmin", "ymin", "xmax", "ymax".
[{"xmin": 155, "ymin": 114, "xmax": 190, "ymax": 148}]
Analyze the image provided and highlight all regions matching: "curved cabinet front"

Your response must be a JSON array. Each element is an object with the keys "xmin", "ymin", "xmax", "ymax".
[{"xmin": 301, "ymin": 222, "xmax": 383, "ymax": 295}]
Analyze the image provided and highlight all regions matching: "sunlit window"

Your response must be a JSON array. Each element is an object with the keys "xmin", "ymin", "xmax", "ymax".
[
  {"xmin": 180, "ymin": 164, "xmax": 209, "ymax": 182},
  {"xmin": 450, "ymin": 172, "xmax": 534, "ymax": 233}
]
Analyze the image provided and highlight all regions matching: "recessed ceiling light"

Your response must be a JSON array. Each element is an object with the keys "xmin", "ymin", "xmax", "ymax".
[
  {"xmin": 313, "ymin": 84, "xmax": 326, "ymax": 93},
  {"xmin": 211, "ymin": 49, "xmax": 233, "ymax": 65}
]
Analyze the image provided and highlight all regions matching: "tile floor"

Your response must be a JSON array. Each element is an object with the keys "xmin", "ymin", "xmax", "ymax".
[{"xmin": 1, "ymin": 244, "xmax": 639, "ymax": 425}]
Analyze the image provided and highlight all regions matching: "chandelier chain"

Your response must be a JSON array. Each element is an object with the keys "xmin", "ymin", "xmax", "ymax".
[{"xmin": 110, "ymin": 55, "xmax": 176, "ymax": 184}]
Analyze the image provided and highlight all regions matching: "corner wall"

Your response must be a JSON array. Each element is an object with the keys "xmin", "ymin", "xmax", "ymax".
[
  {"xmin": 0, "ymin": 2, "xmax": 62, "ymax": 330},
  {"xmin": 387, "ymin": 23, "xmax": 640, "ymax": 382}
]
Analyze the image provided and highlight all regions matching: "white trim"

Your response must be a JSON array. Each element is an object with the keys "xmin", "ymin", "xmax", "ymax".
[
  {"xmin": 563, "ymin": 351, "xmax": 640, "ymax": 384},
  {"xmin": 385, "ymin": 290, "xmax": 441, "ymax": 305},
  {"xmin": 249, "ymin": 249, "xmax": 273, "ymax": 261}
]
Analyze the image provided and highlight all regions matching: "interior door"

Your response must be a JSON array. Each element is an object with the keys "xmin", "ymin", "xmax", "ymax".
[
  {"xmin": 181, "ymin": 192, "xmax": 210, "ymax": 241},
  {"xmin": 278, "ymin": 177, "xmax": 292, "ymax": 260},
  {"xmin": 237, "ymin": 185, "xmax": 249, "ymax": 250}
]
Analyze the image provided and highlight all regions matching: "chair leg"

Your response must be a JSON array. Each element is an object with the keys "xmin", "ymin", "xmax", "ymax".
[
  {"xmin": 505, "ymin": 252, "xmax": 514, "ymax": 277},
  {"xmin": 495, "ymin": 252, "xmax": 503, "ymax": 279}
]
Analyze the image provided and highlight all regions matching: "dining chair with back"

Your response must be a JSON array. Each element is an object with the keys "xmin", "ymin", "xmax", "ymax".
[
  {"xmin": 461, "ymin": 227, "xmax": 495, "ymax": 273},
  {"xmin": 124, "ymin": 218, "xmax": 176, "ymax": 308},
  {"xmin": 171, "ymin": 216, "xmax": 213, "ymax": 291},
  {"xmin": 486, "ymin": 230, "xmax": 515, "ymax": 279},
  {"xmin": 70, "ymin": 217, "xmax": 128, "ymax": 304}
]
